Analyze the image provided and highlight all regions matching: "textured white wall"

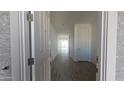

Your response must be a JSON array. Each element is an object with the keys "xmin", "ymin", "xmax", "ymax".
[
  {"xmin": 116, "ymin": 11, "xmax": 124, "ymax": 80},
  {"xmin": 0, "ymin": 11, "xmax": 11, "ymax": 80}
]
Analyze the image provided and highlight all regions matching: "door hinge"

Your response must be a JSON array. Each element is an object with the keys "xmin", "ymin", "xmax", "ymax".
[
  {"xmin": 28, "ymin": 58, "xmax": 35, "ymax": 66},
  {"xmin": 27, "ymin": 13, "xmax": 33, "ymax": 22}
]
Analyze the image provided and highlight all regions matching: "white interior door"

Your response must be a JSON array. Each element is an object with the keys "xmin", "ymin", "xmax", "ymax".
[
  {"xmin": 33, "ymin": 11, "xmax": 44, "ymax": 80},
  {"xmin": 74, "ymin": 24, "xmax": 91, "ymax": 61},
  {"xmin": 33, "ymin": 11, "xmax": 51, "ymax": 81}
]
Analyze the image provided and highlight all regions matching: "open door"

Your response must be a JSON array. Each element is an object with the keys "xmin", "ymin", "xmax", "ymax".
[{"xmin": 33, "ymin": 11, "xmax": 51, "ymax": 81}]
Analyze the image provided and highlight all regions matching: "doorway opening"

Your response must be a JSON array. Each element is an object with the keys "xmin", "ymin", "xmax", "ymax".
[
  {"xmin": 58, "ymin": 35, "xmax": 69, "ymax": 55},
  {"xmin": 13, "ymin": 11, "xmax": 117, "ymax": 81},
  {"xmin": 51, "ymin": 11, "xmax": 100, "ymax": 81}
]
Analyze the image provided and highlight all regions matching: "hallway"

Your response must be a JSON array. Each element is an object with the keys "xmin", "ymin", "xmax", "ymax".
[{"xmin": 51, "ymin": 54, "xmax": 97, "ymax": 81}]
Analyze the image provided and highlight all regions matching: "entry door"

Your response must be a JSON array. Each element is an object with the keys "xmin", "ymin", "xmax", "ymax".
[{"xmin": 74, "ymin": 24, "xmax": 91, "ymax": 61}]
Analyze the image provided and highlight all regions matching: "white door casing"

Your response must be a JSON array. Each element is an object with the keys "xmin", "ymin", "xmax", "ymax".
[
  {"xmin": 106, "ymin": 12, "xmax": 117, "ymax": 81},
  {"xmin": 19, "ymin": 11, "xmax": 31, "ymax": 81},
  {"xmin": 99, "ymin": 11, "xmax": 117, "ymax": 81},
  {"xmin": 10, "ymin": 11, "xmax": 32, "ymax": 81}
]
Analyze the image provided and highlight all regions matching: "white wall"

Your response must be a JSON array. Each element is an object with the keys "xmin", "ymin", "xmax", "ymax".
[
  {"xmin": 51, "ymin": 12, "xmax": 99, "ymax": 63},
  {"xmin": 91, "ymin": 17, "xmax": 99, "ymax": 63},
  {"xmin": 69, "ymin": 12, "xmax": 99, "ymax": 63},
  {"xmin": 50, "ymin": 21, "xmax": 58, "ymax": 61},
  {"xmin": 51, "ymin": 12, "xmax": 74, "ymax": 59},
  {"xmin": 116, "ymin": 11, "xmax": 124, "ymax": 80},
  {"xmin": 0, "ymin": 11, "xmax": 12, "ymax": 81},
  {"xmin": 0, "ymin": 12, "xmax": 12, "ymax": 80},
  {"xmin": 50, "ymin": 14, "xmax": 58, "ymax": 61}
]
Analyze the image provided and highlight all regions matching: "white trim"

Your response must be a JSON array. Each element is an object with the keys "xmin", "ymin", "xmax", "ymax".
[
  {"xmin": 18, "ymin": 12, "xmax": 26, "ymax": 81},
  {"xmin": 19, "ymin": 11, "xmax": 34, "ymax": 81},
  {"xmin": 10, "ymin": 12, "xmax": 21, "ymax": 81},
  {"xmin": 18, "ymin": 11, "xmax": 31, "ymax": 81},
  {"xmin": 18, "ymin": 11, "xmax": 27, "ymax": 81},
  {"xmin": 106, "ymin": 12, "xmax": 117, "ymax": 81},
  {"xmin": 100, "ymin": 11, "xmax": 117, "ymax": 81},
  {"xmin": 100, "ymin": 11, "xmax": 108, "ymax": 81}
]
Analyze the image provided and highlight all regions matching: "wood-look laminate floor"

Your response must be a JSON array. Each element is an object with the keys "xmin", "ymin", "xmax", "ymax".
[{"xmin": 51, "ymin": 54, "xmax": 97, "ymax": 81}]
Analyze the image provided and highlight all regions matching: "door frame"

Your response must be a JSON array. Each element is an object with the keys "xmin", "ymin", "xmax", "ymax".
[
  {"xmin": 18, "ymin": 11, "xmax": 35, "ymax": 81},
  {"xmin": 10, "ymin": 11, "xmax": 117, "ymax": 81},
  {"xmin": 100, "ymin": 11, "xmax": 117, "ymax": 81},
  {"xmin": 10, "ymin": 12, "xmax": 21, "ymax": 81},
  {"xmin": 10, "ymin": 11, "xmax": 35, "ymax": 81}
]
